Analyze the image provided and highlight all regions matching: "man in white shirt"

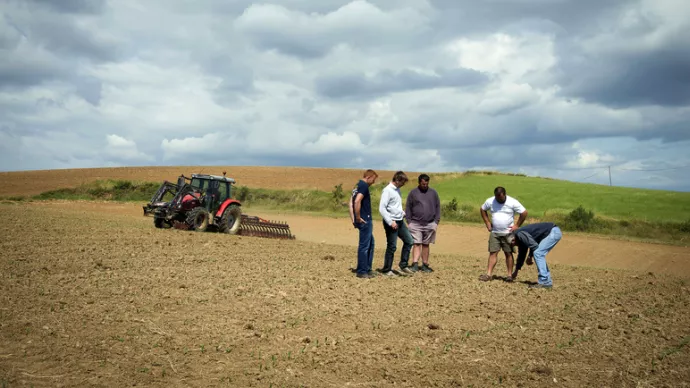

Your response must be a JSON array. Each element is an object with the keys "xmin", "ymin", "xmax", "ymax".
[
  {"xmin": 378, "ymin": 171, "xmax": 414, "ymax": 276},
  {"xmin": 479, "ymin": 186, "xmax": 528, "ymax": 282}
]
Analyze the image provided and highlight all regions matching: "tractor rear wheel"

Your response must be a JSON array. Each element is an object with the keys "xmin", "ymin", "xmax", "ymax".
[
  {"xmin": 186, "ymin": 207, "xmax": 209, "ymax": 232},
  {"xmin": 218, "ymin": 204, "xmax": 242, "ymax": 234}
]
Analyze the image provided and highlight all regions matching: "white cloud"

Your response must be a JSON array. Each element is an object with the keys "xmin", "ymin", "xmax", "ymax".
[
  {"xmin": 234, "ymin": 1, "xmax": 432, "ymax": 56},
  {"xmin": 446, "ymin": 32, "xmax": 557, "ymax": 81},
  {"xmin": 302, "ymin": 131, "xmax": 363, "ymax": 154},
  {"xmin": 105, "ymin": 134, "xmax": 154, "ymax": 163}
]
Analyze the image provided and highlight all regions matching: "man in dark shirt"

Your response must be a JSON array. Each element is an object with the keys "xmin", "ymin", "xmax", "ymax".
[
  {"xmin": 405, "ymin": 174, "xmax": 441, "ymax": 273},
  {"xmin": 349, "ymin": 169, "xmax": 379, "ymax": 279},
  {"xmin": 511, "ymin": 222, "xmax": 562, "ymax": 289}
]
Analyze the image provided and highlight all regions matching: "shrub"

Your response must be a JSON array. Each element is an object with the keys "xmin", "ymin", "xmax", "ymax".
[
  {"xmin": 113, "ymin": 180, "xmax": 133, "ymax": 191},
  {"xmin": 236, "ymin": 186, "xmax": 250, "ymax": 202},
  {"xmin": 680, "ymin": 219, "xmax": 690, "ymax": 233},
  {"xmin": 564, "ymin": 205, "xmax": 597, "ymax": 231},
  {"xmin": 443, "ymin": 198, "xmax": 458, "ymax": 214},
  {"xmin": 332, "ymin": 183, "xmax": 345, "ymax": 207}
]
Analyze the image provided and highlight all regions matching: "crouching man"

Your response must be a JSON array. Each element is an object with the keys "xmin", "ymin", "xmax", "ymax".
[{"xmin": 511, "ymin": 222, "xmax": 562, "ymax": 289}]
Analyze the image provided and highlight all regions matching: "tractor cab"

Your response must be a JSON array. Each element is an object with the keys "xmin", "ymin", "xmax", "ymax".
[{"xmin": 188, "ymin": 173, "xmax": 235, "ymax": 211}]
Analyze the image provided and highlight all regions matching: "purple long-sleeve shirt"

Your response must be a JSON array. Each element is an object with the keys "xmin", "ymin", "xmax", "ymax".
[{"xmin": 405, "ymin": 187, "xmax": 441, "ymax": 225}]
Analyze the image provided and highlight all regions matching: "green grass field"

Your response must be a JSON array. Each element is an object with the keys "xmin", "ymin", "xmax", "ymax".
[{"xmin": 411, "ymin": 172, "xmax": 690, "ymax": 223}]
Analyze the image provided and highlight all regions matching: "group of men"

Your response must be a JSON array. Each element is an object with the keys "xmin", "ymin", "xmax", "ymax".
[
  {"xmin": 349, "ymin": 170, "xmax": 562, "ymax": 289},
  {"xmin": 349, "ymin": 170, "xmax": 440, "ymax": 278}
]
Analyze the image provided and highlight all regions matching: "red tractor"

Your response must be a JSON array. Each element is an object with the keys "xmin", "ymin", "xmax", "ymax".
[{"xmin": 144, "ymin": 172, "xmax": 294, "ymax": 239}]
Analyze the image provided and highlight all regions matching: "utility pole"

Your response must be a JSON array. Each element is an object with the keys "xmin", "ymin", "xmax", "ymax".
[{"xmin": 608, "ymin": 166, "xmax": 612, "ymax": 186}]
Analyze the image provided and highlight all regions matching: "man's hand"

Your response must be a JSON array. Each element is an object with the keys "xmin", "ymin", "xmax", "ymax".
[
  {"xmin": 356, "ymin": 216, "xmax": 366, "ymax": 224},
  {"xmin": 391, "ymin": 221, "xmax": 398, "ymax": 230},
  {"xmin": 510, "ymin": 225, "xmax": 518, "ymax": 232},
  {"xmin": 485, "ymin": 223, "xmax": 492, "ymax": 232}
]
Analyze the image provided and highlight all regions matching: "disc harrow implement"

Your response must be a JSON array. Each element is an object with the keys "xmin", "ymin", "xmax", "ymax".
[{"xmin": 239, "ymin": 215, "xmax": 296, "ymax": 240}]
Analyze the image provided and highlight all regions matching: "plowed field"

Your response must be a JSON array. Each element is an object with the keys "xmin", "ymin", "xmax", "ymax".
[
  {"xmin": 0, "ymin": 166, "xmax": 404, "ymax": 197},
  {"xmin": 1, "ymin": 200, "xmax": 690, "ymax": 387}
]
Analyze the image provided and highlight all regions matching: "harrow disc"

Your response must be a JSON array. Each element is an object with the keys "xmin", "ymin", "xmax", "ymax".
[{"xmin": 238, "ymin": 215, "xmax": 296, "ymax": 240}]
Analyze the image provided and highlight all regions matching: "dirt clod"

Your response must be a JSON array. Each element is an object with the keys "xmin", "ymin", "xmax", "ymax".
[{"xmin": 532, "ymin": 366, "xmax": 553, "ymax": 375}]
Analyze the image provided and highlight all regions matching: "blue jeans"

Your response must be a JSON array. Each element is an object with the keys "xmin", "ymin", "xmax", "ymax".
[
  {"xmin": 533, "ymin": 226, "xmax": 562, "ymax": 286},
  {"xmin": 355, "ymin": 220, "xmax": 375, "ymax": 275},
  {"xmin": 382, "ymin": 220, "xmax": 413, "ymax": 271}
]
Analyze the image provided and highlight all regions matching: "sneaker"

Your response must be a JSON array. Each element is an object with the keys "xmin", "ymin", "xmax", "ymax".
[
  {"xmin": 399, "ymin": 267, "xmax": 414, "ymax": 274},
  {"xmin": 528, "ymin": 283, "xmax": 552, "ymax": 289},
  {"xmin": 409, "ymin": 263, "xmax": 419, "ymax": 272},
  {"xmin": 421, "ymin": 264, "xmax": 434, "ymax": 273},
  {"xmin": 478, "ymin": 274, "xmax": 492, "ymax": 282},
  {"xmin": 356, "ymin": 272, "xmax": 373, "ymax": 279},
  {"xmin": 382, "ymin": 270, "xmax": 398, "ymax": 277}
]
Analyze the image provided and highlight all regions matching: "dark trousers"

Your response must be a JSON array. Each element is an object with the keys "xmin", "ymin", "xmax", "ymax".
[
  {"xmin": 356, "ymin": 221, "xmax": 375, "ymax": 275},
  {"xmin": 382, "ymin": 219, "xmax": 413, "ymax": 271}
]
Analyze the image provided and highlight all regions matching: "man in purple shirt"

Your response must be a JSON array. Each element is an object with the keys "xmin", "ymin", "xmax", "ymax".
[{"xmin": 405, "ymin": 174, "xmax": 441, "ymax": 273}]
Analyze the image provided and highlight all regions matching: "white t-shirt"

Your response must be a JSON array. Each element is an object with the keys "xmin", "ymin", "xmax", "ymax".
[{"xmin": 481, "ymin": 195, "xmax": 526, "ymax": 233}]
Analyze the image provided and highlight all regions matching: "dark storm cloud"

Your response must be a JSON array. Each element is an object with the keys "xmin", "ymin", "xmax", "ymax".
[
  {"xmin": 73, "ymin": 76, "xmax": 103, "ymax": 106},
  {"xmin": 559, "ymin": 43, "xmax": 690, "ymax": 108},
  {"xmin": 23, "ymin": 0, "xmax": 106, "ymax": 14},
  {"xmin": 1, "ymin": 1, "xmax": 122, "ymax": 97},
  {"xmin": 437, "ymin": 143, "xmax": 580, "ymax": 170},
  {"xmin": 0, "ymin": 52, "xmax": 70, "ymax": 89},
  {"xmin": 23, "ymin": 15, "xmax": 124, "ymax": 62},
  {"xmin": 315, "ymin": 68, "xmax": 488, "ymax": 99},
  {"xmin": 428, "ymin": 0, "xmax": 630, "ymax": 36}
]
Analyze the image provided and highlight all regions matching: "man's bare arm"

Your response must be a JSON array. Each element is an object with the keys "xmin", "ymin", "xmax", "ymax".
[
  {"xmin": 480, "ymin": 208, "xmax": 492, "ymax": 232},
  {"xmin": 515, "ymin": 210, "xmax": 528, "ymax": 228}
]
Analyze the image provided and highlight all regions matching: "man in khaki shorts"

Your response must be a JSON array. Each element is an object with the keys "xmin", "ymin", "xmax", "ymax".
[
  {"xmin": 479, "ymin": 186, "xmax": 528, "ymax": 282},
  {"xmin": 404, "ymin": 174, "xmax": 441, "ymax": 273}
]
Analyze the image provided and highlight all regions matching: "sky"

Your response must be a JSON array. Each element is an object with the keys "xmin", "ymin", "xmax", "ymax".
[{"xmin": 1, "ymin": 0, "xmax": 689, "ymax": 191}]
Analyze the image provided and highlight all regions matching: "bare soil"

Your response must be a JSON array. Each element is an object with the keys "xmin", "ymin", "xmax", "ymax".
[{"xmin": 1, "ymin": 200, "xmax": 690, "ymax": 387}]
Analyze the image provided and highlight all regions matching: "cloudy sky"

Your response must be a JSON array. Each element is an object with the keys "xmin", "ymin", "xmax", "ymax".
[{"xmin": 1, "ymin": 0, "xmax": 689, "ymax": 191}]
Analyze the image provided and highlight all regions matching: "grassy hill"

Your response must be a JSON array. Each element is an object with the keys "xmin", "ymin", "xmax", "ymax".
[{"xmin": 418, "ymin": 172, "xmax": 690, "ymax": 223}]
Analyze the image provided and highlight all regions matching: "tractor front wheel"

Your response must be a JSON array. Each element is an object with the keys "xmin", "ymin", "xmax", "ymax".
[
  {"xmin": 218, "ymin": 204, "xmax": 242, "ymax": 234},
  {"xmin": 186, "ymin": 207, "xmax": 209, "ymax": 232},
  {"xmin": 154, "ymin": 217, "xmax": 172, "ymax": 229}
]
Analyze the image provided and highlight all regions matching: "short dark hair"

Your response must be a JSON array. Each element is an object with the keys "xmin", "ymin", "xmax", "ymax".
[
  {"xmin": 392, "ymin": 171, "xmax": 408, "ymax": 184},
  {"xmin": 418, "ymin": 174, "xmax": 430, "ymax": 183},
  {"xmin": 363, "ymin": 169, "xmax": 378, "ymax": 178},
  {"xmin": 494, "ymin": 186, "xmax": 506, "ymax": 195}
]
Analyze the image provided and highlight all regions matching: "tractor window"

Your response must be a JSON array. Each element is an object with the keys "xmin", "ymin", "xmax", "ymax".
[
  {"xmin": 218, "ymin": 182, "xmax": 229, "ymax": 201},
  {"xmin": 190, "ymin": 178, "xmax": 204, "ymax": 190}
]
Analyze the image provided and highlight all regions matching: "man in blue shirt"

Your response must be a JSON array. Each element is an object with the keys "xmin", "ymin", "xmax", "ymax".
[
  {"xmin": 349, "ymin": 169, "xmax": 379, "ymax": 279},
  {"xmin": 511, "ymin": 222, "xmax": 562, "ymax": 289}
]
